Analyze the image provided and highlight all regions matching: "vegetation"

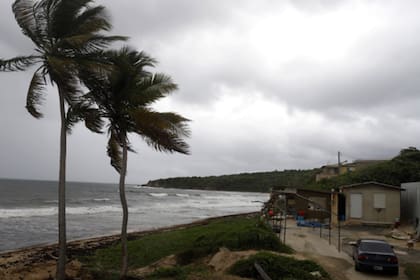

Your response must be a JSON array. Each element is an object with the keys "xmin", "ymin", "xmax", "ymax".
[
  {"xmin": 312, "ymin": 147, "xmax": 420, "ymax": 190},
  {"xmin": 404, "ymin": 262, "xmax": 420, "ymax": 280},
  {"xmin": 147, "ymin": 169, "xmax": 319, "ymax": 192},
  {"xmin": 81, "ymin": 216, "xmax": 292, "ymax": 279},
  {"xmin": 146, "ymin": 265, "xmax": 211, "ymax": 280},
  {"xmin": 82, "ymin": 47, "xmax": 190, "ymax": 278},
  {"xmin": 229, "ymin": 251, "xmax": 330, "ymax": 280},
  {"xmin": 147, "ymin": 147, "xmax": 420, "ymax": 192},
  {"xmin": 0, "ymin": 1, "xmax": 124, "ymax": 278}
]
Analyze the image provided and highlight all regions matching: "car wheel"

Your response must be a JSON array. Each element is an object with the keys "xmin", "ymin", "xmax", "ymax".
[
  {"xmin": 354, "ymin": 263, "xmax": 360, "ymax": 271},
  {"xmin": 391, "ymin": 268, "xmax": 399, "ymax": 276}
]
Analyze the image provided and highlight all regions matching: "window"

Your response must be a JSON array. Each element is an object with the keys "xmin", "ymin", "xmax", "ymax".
[{"xmin": 373, "ymin": 193, "xmax": 386, "ymax": 209}]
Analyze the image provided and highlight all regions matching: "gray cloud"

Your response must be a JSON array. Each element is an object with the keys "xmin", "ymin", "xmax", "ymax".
[{"xmin": 1, "ymin": 0, "xmax": 420, "ymax": 184}]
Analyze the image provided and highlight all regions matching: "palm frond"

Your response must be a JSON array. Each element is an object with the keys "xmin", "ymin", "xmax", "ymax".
[
  {"xmin": 157, "ymin": 112, "xmax": 191, "ymax": 137},
  {"xmin": 132, "ymin": 73, "xmax": 178, "ymax": 106},
  {"xmin": 130, "ymin": 110, "xmax": 190, "ymax": 155},
  {"xmin": 26, "ymin": 71, "xmax": 46, "ymax": 118},
  {"xmin": 62, "ymin": 35, "xmax": 128, "ymax": 53},
  {"xmin": 72, "ymin": 6, "xmax": 111, "ymax": 34},
  {"xmin": 107, "ymin": 131, "xmax": 123, "ymax": 173},
  {"xmin": 108, "ymin": 47, "xmax": 157, "ymax": 72},
  {"xmin": 0, "ymin": 55, "xmax": 40, "ymax": 72},
  {"xmin": 49, "ymin": 0, "xmax": 92, "ymax": 38},
  {"xmin": 66, "ymin": 99, "xmax": 104, "ymax": 133},
  {"xmin": 12, "ymin": 0, "xmax": 48, "ymax": 47}
]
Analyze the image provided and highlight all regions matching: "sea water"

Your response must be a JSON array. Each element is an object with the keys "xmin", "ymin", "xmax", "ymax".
[{"xmin": 0, "ymin": 179, "xmax": 268, "ymax": 252}]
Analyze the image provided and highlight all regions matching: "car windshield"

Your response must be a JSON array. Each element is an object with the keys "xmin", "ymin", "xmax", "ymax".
[{"xmin": 359, "ymin": 241, "xmax": 393, "ymax": 253}]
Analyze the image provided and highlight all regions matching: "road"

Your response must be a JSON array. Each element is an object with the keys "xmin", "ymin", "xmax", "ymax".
[{"xmin": 281, "ymin": 222, "xmax": 410, "ymax": 280}]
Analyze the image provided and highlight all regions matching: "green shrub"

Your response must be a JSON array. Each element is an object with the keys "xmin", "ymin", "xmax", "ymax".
[
  {"xmin": 147, "ymin": 266, "xmax": 186, "ymax": 280},
  {"xmin": 229, "ymin": 252, "xmax": 330, "ymax": 280},
  {"xmin": 175, "ymin": 218, "xmax": 292, "ymax": 265}
]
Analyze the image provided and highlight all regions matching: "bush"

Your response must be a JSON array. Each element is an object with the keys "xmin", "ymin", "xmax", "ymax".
[
  {"xmin": 229, "ymin": 252, "xmax": 330, "ymax": 280},
  {"xmin": 175, "ymin": 219, "xmax": 292, "ymax": 265},
  {"xmin": 147, "ymin": 266, "xmax": 185, "ymax": 280}
]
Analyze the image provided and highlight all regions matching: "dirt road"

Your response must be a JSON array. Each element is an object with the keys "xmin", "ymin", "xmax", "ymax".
[{"xmin": 281, "ymin": 223, "xmax": 410, "ymax": 280}]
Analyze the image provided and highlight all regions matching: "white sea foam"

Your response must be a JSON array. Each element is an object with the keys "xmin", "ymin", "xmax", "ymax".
[
  {"xmin": 0, "ymin": 207, "xmax": 57, "ymax": 218},
  {"xmin": 0, "ymin": 205, "xmax": 122, "ymax": 218},
  {"xmin": 92, "ymin": 198, "xmax": 111, "ymax": 202},
  {"xmin": 175, "ymin": 193, "xmax": 189, "ymax": 198},
  {"xmin": 148, "ymin": 193, "xmax": 168, "ymax": 197}
]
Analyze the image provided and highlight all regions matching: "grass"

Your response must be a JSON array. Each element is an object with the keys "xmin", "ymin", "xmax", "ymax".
[
  {"xmin": 405, "ymin": 263, "xmax": 420, "ymax": 280},
  {"xmin": 229, "ymin": 251, "xmax": 330, "ymax": 280},
  {"xmin": 80, "ymin": 215, "xmax": 292, "ymax": 279}
]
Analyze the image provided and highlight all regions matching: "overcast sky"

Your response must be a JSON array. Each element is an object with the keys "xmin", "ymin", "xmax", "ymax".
[{"xmin": 1, "ymin": 0, "xmax": 419, "ymax": 184}]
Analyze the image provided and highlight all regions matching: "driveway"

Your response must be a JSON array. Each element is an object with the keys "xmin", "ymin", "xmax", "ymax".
[{"xmin": 280, "ymin": 221, "xmax": 416, "ymax": 280}]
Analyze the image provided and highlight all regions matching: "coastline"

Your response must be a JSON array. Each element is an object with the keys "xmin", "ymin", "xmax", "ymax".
[{"xmin": 0, "ymin": 212, "xmax": 259, "ymax": 279}]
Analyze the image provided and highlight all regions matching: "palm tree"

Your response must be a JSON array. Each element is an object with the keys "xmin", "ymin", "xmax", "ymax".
[
  {"xmin": 82, "ymin": 47, "xmax": 190, "ymax": 279},
  {"xmin": 0, "ymin": 1, "xmax": 125, "ymax": 279}
]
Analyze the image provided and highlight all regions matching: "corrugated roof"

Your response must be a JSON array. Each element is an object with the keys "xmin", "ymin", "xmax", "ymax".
[{"xmin": 339, "ymin": 181, "xmax": 403, "ymax": 191}]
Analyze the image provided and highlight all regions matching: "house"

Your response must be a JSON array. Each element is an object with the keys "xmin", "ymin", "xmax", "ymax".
[
  {"xmin": 315, "ymin": 160, "xmax": 386, "ymax": 182},
  {"xmin": 401, "ymin": 182, "xmax": 420, "ymax": 234},
  {"xmin": 332, "ymin": 181, "xmax": 403, "ymax": 226}
]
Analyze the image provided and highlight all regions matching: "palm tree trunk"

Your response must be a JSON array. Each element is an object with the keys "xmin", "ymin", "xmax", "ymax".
[
  {"xmin": 56, "ymin": 85, "xmax": 67, "ymax": 280},
  {"xmin": 119, "ymin": 139, "xmax": 129, "ymax": 279}
]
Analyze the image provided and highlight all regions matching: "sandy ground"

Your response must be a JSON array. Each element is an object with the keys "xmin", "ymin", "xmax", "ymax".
[{"xmin": 280, "ymin": 220, "xmax": 418, "ymax": 280}]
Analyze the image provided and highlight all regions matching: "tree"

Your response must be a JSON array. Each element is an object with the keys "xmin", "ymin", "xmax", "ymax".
[
  {"xmin": 0, "ymin": 1, "xmax": 124, "ymax": 279},
  {"xmin": 82, "ymin": 47, "xmax": 190, "ymax": 279}
]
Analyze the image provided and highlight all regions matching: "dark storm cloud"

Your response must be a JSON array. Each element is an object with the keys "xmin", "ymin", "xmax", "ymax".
[{"xmin": 1, "ymin": 0, "xmax": 420, "ymax": 183}]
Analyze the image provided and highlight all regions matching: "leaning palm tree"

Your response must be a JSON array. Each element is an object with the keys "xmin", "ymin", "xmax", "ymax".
[
  {"xmin": 82, "ymin": 47, "xmax": 190, "ymax": 279},
  {"xmin": 0, "ymin": 1, "xmax": 125, "ymax": 279}
]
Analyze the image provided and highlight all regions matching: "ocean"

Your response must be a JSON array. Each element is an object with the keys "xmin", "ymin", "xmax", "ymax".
[{"xmin": 0, "ymin": 179, "xmax": 268, "ymax": 252}]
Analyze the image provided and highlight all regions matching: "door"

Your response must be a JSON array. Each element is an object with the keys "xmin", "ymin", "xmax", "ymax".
[{"xmin": 350, "ymin": 193, "xmax": 362, "ymax": 218}]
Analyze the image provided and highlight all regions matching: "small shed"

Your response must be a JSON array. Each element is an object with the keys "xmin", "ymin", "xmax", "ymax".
[
  {"xmin": 276, "ymin": 188, "xmax": 331, "ymax": 221},
  {"xmin": 338, "ymin": 181, "xmax": 402, "ymax": 226}
]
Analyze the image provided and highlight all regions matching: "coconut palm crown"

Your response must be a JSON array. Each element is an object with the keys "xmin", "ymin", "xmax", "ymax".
[
  {"xmin": 81, "ymin": 47, "xmax": 190, "ymax": 278},
  {"xmin": 84, "ymin": 47, "xmax": 190, "ymax": 169},
  {"xmin": 0, "ymin": 1, "xmax": 125, "ymax": 279}
]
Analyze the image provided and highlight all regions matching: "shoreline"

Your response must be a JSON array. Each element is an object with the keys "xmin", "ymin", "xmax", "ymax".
[{"xmin": 0, "ymin": 212, "xmax": 259, "ymax": 277}]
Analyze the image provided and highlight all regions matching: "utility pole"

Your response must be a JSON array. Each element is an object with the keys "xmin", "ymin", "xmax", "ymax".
[{"xmin": 337, "ymin": 151, "xmax": 341, "ymax": 175}]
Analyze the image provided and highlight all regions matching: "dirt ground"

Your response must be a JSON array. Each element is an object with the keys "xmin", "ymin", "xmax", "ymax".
[{"xmin": 281, "ymin": 220, "xmax": 420, "ymax": 280}]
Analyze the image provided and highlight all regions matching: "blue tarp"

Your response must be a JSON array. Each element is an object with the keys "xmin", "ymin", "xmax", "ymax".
[{"xmin": 296, "ymin": 220, "xmax": 325, "ymax": 228}]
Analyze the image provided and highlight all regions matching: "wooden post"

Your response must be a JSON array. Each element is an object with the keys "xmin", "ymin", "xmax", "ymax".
[
  {"xmin": 254, "ymin": 262, "xmax": 272, "ymax": 280},
  {"xmin": 283, "ymin": 196, "xmax": 287, "ymax": 244}
]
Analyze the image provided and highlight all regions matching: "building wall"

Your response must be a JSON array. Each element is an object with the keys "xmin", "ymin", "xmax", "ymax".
[
  {"xmin": 401, "ymin": 182, "xmax": 420, "ymax": 233},
  {"xmin": 343, "ymin": 184, "xmax": 400, "ymax": 225}
]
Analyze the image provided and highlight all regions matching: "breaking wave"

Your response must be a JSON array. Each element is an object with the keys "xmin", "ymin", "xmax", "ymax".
[{"xmin": 0, "ymin": 205, "xmax": 121, "ymax": 219}]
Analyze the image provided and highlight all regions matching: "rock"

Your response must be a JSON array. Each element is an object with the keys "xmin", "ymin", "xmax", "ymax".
[
  {"xmin": 208, "ymin": 248, "xmax": 257, "ymax": 273},
  {"xmin": 310, "ymin": 271, "xmax": 322, "ymax": 277}
]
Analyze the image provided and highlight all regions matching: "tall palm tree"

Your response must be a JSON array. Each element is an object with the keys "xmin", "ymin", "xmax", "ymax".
[
  {"xmin": 82, "ymin": 47, "xmax": 190, "ymax": 279},
  {"xmin": 0, "ymin": 1, "xmax": 125, "ymax": 279}
]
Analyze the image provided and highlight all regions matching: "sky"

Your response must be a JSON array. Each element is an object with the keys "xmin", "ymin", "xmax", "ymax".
[{"xmin": 1, "ymin": 0, "xmax": 420, "ymax": 184}]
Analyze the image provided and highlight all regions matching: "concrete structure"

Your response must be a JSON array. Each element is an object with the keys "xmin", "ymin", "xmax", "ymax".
[
  {"xmin": 401, "ymin": 182, "xmax": 420, "ymax": 234},
  {"xmin": 315, "ymin": 160, "xmax": 386, "ymax": 182},
  {"xmin": 332, "ymin": 182, "xmax": 402, "ymax": 226}
]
